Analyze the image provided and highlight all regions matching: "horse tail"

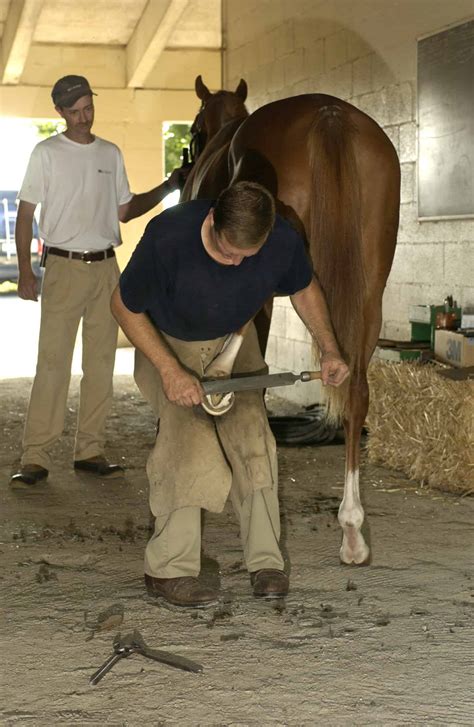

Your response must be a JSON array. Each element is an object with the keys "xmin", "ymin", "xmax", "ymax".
[{"xmin": 308, "ymin": 103, "xmax": 366, "ymax": 423}]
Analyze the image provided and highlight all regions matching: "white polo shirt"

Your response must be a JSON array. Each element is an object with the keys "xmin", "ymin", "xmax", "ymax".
[{"xmin": 19, "ymin": 133, "xmax": 133, "ymax": 251}]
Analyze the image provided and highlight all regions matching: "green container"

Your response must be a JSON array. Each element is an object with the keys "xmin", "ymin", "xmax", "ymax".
[
  {"xmin": 410, "ymin": 304, "xmax": 462, "ymax": 348},
  {"xmin": 410, "ymin": 321, "xmax": 431, "ymax": 343}
]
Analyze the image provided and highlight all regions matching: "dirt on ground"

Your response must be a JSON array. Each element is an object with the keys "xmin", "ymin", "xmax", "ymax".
[{"xmin": 1, "ymin": 375, "xmax": 473, "ymax": 726}]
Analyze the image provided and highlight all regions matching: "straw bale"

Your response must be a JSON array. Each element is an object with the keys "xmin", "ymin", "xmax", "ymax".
[{"xmin": 366, "ymin": 360, "xmax": 474, "ymax": 495}]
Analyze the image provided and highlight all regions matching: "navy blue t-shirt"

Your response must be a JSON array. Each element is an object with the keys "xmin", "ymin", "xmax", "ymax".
[{"xmin": 119, "ymin": 199, "xmax": 313, "ymax": 341}]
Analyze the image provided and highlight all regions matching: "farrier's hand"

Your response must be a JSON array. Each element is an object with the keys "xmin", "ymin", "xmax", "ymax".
[
  {"xmin": 17, "ymin": 268, "xmax": 39, "ymax": 301},
  {"xmin": 320, "ymin": 352, "xmax": 350, "ymax": 387},
  {"xmin": 160, "ymin": 363, "xmax": 204, "ymax": 407}
]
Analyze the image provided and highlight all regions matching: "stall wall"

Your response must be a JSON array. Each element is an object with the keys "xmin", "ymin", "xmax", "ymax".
[{"xmin": 223, "ymin": 0, "xmax": 474, "ymax": 403}]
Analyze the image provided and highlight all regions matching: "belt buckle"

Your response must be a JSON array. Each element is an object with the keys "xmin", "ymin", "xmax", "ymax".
[{"xmin": 81, "ymin": 250, "xmax": 92, "ymax": 264}]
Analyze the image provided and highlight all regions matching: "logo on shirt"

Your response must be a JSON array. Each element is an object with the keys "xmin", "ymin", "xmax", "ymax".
[{"xmin": 98, "ymin": 169, "xmax": 112, "ymax": 174}]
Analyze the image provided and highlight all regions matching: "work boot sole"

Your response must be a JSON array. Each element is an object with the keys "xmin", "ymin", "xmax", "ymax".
[
  {"xmin": 147, "ymin": 593, "xmax": 219, "ymax": 610},
  {"xmin": 74, "ymin": 467, "xmax": 124, "ymax": 480}
]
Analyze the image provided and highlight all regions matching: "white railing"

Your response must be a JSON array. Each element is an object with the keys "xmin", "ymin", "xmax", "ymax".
[{"xmin": 1, "ymin": 197, "xmax": 17, "ymax": 260}]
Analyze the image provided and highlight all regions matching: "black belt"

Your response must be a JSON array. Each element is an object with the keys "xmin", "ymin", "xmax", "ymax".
[{"xmin": 46, "ymin": 246, "xmax": 115, "ymax": 263}]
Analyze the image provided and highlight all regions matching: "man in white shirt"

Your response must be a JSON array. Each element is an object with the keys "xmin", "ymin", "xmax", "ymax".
[{"xmin": 11, "ymin": 75, "xmax": 185, "ymax": 487}]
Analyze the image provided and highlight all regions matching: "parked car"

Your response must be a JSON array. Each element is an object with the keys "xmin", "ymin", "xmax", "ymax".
[{"xmin": 0, "ymin": 191, "xmax": 43, "ymax": 284}]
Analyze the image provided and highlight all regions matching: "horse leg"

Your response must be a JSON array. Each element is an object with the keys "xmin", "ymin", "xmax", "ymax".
[
  {"xmin": 338, "ymin": 371, "xmax": 370, "ymax": 565},
  {"xmin": 201, "ymin": 321, "xmax": 252, "ymax": 416},
  {"xmin": 338, "ymin": 299, "xmax": 384, "ymax": 564},
  {"xmin": 253, "ymin": 298, "xmax": 274, "ymax": 357},
  {"xmin": 204, "ymin": 321, "xmax": 252, "ymax": 378}
]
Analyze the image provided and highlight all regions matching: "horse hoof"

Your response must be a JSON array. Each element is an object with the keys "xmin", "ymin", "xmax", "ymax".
[
  {"xmin": 340, "ymin": 554, "xmax": 371, "ymax": 567},
  {"xmin": 201, "ymin": 392, "xmax": 234, "ymax": 417},
  {"xmin": 339, "ymin": 543, "xmax": 371, "ymax": 566}
]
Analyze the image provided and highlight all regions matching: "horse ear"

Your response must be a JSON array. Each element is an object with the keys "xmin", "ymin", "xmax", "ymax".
[
  {"xmin": 235, "ymin": 79, "xmax": 248, "ymax": 102},
  {"xmin": 195, "ymin": 75, "xmax": 211, "ymax": 101}
]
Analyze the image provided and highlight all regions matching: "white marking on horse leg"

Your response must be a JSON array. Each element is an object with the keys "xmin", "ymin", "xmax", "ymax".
[
  {"xmin": 202, "ymin": 322, "xmax": 252, "ymax": 416},
  {"xmin": 201, "ymin": 333, "xmax": 244, "ymax": 416},
  {"xmin": 338, "ymin": 468, "xmax": 370, "ymax": 565},
  {"xmin": 205, "ymin": 332, "xmax": 244, "ymax": 378}
]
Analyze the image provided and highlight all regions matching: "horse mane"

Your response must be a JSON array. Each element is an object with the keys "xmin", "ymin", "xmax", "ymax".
[
  {"xmin": 308, "ymin": 104, "xmax": 366, "ymax": 422},
  {"xmin": 197, "ymin": 117, "xmax": 245, "ymax": 164}
]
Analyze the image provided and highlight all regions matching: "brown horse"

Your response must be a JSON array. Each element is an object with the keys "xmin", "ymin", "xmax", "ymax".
[
  {"xmin": 184, "ymin": 77, "xmax": 249, "ymax": 199},
  {"xmin": 182, "ymin": 75, "xmax": 400, "ymax": 566}
]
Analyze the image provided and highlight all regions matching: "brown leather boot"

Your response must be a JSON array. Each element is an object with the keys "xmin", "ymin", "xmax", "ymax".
[
  {"xmin": 250, "ymin": 569, "xmax": 289, "ymax": 598},
  {"xmin": 144, "ymin": 574, "xmax": 219, "ymax": 608}
]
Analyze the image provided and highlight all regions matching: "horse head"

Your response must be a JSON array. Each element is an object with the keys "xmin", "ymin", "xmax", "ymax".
[{"xmin": 190, "ymin": 75, "xmax": 249, "ymax": 162}]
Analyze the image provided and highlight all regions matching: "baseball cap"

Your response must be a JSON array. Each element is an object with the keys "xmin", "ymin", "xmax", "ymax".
[{"xmin": 51, "ymin": 75, "xmax": 96, "ymax": 107}]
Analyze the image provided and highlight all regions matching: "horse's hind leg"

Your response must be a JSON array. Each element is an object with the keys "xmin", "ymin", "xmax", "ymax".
[
  {"xmin": 253, "ymin": 298, "xmax": 274, "ymax": 357},
  {"xmin": 338, "ymin": 370, "xmax": 370, "ymax": 565},
  {"xmin": 338, "ymin": 302, "xmax": 383, "ymax": 565}
]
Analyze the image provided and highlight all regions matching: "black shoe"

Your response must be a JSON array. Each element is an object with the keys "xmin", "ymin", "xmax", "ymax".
[
  {"xmin": 250, "ymin": 569, "xmax": 289, "ymax": 598},
  {"xmin": 11, "ymin": 464, "xmax": 49, "ymax": 487},
  {"xmin": 74, "ymin": 456, "xmax": 124, "ymax": 477}
]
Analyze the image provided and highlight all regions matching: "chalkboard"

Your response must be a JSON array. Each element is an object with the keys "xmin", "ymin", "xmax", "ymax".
[{"xmin": 417, "ymin": 20, "xmax": 474, "ymax": 219}]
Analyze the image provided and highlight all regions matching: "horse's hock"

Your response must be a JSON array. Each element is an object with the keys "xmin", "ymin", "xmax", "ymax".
[{"xmin": 366, "ymin": 361, "xmax": 473, "ymax": 494}]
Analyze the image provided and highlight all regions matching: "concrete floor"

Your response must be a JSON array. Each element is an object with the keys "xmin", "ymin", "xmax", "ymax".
[{"xmin": 1, "ymin": 375, "xmax": 473, "ymax": 726}]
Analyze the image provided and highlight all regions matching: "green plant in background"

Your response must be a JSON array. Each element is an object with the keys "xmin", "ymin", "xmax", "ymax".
[
  {"xmin": 163, "ymin": 123, "xmax": 192, "ymax": 176},
  {"xmin": 34, "ymin": 120, "xmax": 65, "ymax": 139}
]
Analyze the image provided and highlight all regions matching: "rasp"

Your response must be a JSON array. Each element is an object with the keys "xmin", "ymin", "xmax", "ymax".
[{"xmin": 201, "ymin": 370, "xmax": 321, "ymax": 395}]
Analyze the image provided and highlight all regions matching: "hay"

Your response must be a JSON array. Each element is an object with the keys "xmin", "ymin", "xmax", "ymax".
[{"xmin": 366, "ymin": 360, "xmax": 474, "ymax": 495}]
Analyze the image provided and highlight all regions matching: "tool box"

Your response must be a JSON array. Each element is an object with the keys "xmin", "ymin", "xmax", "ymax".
[{"xmin": 434, "ymin": 329, "xmax": 474, "ymax": 368}]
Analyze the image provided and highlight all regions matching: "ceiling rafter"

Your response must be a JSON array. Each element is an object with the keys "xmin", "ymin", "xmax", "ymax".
[
  {"xmin": 1, "ymin": 0, "xmax": 44, "ymax": 84},
  {"xmin": 126, "ymin": 0, "xmax": 191, "ymax": 88}
]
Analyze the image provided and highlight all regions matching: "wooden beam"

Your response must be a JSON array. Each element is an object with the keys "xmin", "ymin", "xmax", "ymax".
[
  {"xmin": 126, "ymin": 0, "xmax": 190, "ymax": 88},
  {"xmin": 1, "ymin": 0, "xmax": 44, "ymax": 84}
]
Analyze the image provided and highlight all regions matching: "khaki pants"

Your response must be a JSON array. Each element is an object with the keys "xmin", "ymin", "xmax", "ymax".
[
  {"xmin": 21, "ymin": 253, "xmax": 120, "ymax": 468},
  {"xmin": 136, "ymin": 323, "xmax": 284, "ymax": 578},
  {"xmin": 144, "ymin": 488, "xmax": 284, "ymax": 578}
]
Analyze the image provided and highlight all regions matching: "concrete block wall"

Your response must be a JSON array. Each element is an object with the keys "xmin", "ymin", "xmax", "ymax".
[{"xmin": 223, "ymin": 0, "xmax": 474, "ymax": 403}]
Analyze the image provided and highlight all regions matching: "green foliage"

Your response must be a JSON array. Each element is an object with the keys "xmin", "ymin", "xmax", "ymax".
[
  {"xmin": 163, "ymin": 123, "xmax": 192, "ymax": 176},
  {"xmin": 34, "ymin": 120, "xmax": 65, "ymax": 140}
]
